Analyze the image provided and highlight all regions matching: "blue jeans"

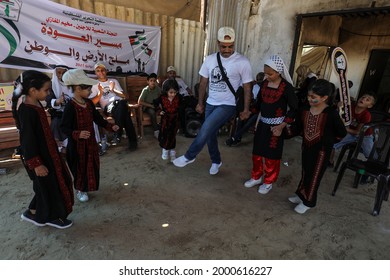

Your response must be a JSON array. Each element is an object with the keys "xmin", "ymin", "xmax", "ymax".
[
  {"xmin": 185, "ymin": 103, "xmax": 235, "ymax": 163},
  {"xmin": 333, "ymin": 133, "xmax": 374, "ymax": 158}
]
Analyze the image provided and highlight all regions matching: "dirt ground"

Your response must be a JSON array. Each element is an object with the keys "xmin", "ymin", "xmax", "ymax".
[{"xmin": 1, "ymin": 128, "xmax": 390, "ymax": 260}]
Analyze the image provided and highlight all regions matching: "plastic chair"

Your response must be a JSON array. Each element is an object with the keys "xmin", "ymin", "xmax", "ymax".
[
  {"xmin": 332, "ymin": 121, "xmax": 390, "ymax": 215},
  {"xmin": 372, "ymin": 171, "xmax": 390, "ymax": 216},
  {"xmin": 333, "ymin": 110, "xmax": 390, "ymax": 172}
]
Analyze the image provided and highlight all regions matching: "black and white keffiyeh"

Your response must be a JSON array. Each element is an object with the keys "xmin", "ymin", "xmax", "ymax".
[{"xmin": 264, "ymin": 55, "xmax": 293, "ymax": 85}]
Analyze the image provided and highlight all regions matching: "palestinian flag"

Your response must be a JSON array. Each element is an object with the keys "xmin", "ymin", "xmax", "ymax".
[
  {"xmin": 136, "ymin": 30, "xmax": 146, "ymax": 41},
  {"xmin": 128, "ymin": 35, "xmax": 139, "ymax": 45}
]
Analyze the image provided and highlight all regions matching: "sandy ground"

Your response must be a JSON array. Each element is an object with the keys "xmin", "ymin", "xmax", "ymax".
[{"xmin": 1, "ymin": 128, "xmax": 390, "ymax": 260}]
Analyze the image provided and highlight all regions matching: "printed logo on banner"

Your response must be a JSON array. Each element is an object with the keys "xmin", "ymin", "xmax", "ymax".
[{"xmin": 0, "ymin": 0, "xmax": 22, "ymax": 21}]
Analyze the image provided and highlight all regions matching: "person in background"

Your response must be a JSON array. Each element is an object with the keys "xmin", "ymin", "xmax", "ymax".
[
  {"xmin": 244, "ymin": 55, "xmax": 298, "ymax": 194},
  {"xmin": 163, "ymin": 66, "xmax": 193, "ymax": 97},
  {"xmin": 289, "ymin": 79, "xmax": 347, "ymax": 214},
  {"xmin": 46, "ymin": 65, "xmax": 72, "ymax": 153},
  {"xmin": 12, "ymin": 70, "xmax": 74, "ymax": 229},
  {"xmin": 295, "ymin": 64, "xmax": 317, "ymax": 108},
  {"xmin": 90, "ymin": 62, "xmax": 138, "ymax": 150},
  {"xmin": 61, "ymin": 69, "xmax": 119, "ymax": 203},
  {"xmin": 328, "ymin": 93, "xmax": 376, "ymax": 168},
  {"xmin": 173, "ymin": 26, "xmax": 253, "ymax": 175},
  {"xmin": 225, "ymin": 72, "xmax": 264, "ymax": 146},
  {"xmin": 154, "ymin": 79, "xmax": 182, "ymax": 162},
  {"xmin": 163, "ymin": 66, "xmax": 196, "ymax": 134},
  {"xmin": 138, "ymin": 73, "xmax": 161, "ymax": 138}
]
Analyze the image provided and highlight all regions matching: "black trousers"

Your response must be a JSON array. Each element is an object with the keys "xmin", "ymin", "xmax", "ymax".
[{"xmin": 110, "ymin": 100, "xmax": 137, "ymax": 145}]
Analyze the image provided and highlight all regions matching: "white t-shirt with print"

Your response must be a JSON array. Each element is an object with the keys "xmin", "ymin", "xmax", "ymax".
[
  {"xmin": 90, "ymin": 79, "xmax": 123, "ymax": 109},
  {"xmin": 199, "ymin": 52, "xmax": 253, "ymax": 106}
]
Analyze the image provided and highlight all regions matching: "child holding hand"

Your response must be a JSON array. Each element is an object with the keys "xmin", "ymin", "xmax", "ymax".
[{"xmin": 289, "ymin": 79, "xmax": 347, "ymax": 214}]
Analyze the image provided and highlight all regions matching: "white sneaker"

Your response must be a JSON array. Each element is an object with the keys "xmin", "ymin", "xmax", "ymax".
[
  {"xmin": 288, "ymin": 195, "xmax": 302, "ymax": 204},
  {"xmin": 154, "ymin": 130, "xmax": 159, "ymax": 139},
  {"xmin": 76, "ymin": 191, "xmax": 89, "ymax": 202},
  {"xmin": 294, "ymin": 202, "xmax": 311, "ymax": 214},
  {"xmin": 173, "ymin": 155, "xmax": 195, "ymax": 167},
  {"xmin": 258, "ymin": 183, "xmax": 272, "ymax": 194},
  {"xmin": 244, "ymin": 177, "xmax": 263, "ymax": 188},
  {"xmin": 209, "ymin": 162, "xmax": 222, "ymax": 175},
  {"xmin": 162, "ymin": 149, "xmax": 169, "ymax": 160},
  {"xmin": 169, "ymin": 150, "xmax": 176, "ymax": 162}
]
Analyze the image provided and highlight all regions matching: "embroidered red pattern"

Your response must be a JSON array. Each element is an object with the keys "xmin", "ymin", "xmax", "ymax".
[
  {"xmin": 261, "ymin": 81, "xmax": 286, "ymax": 104},
  {"xmin": 26, "ymin": 156, "xmax": 43, "ymax": 170},
  {"xmin": 303, "ymin": 111, "xmax": 328, "ymax": 147}
]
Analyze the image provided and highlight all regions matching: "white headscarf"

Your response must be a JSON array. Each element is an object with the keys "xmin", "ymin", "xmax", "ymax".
[
  {"xmin": 51, "ymin": 66, "xmax": 71, "ymax": 99},
  {"xmin": 264, "ymin": 55, "xmax": 293, "ymax": 85}
]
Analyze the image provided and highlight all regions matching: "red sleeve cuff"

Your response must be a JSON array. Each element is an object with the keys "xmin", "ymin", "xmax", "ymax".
[
  {"xmin": 26, "ymin": 156, "xmax": 43, "ymax": 170},
  {"xmin": 284, "ymin": 117, "xmax": 294, "ymax": 124},
  {"xmin": 72, "ymin": 131, "xmax": 81, "ymax": 140}
]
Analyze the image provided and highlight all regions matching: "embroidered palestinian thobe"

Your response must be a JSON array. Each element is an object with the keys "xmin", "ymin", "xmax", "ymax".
[
  {"xmin": 18, "ymin": 103, "xmax": 74, "ymax": 223},
  {"xmin": 295, "ymin": 106, "xmax": 347, "ymax": 207},
  {"xmin": 155, "ymin": 94, "xmax": 182, "ymax": 150},
  {"xmin": 61, "ymin": 99, "xmax": 113, "ymax": 192}
]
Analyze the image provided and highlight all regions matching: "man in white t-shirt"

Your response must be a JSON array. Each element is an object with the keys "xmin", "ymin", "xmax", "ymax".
[
  {"xmin": 90, "ymin": 63, "xmax": 137, "ymax": 150},
  {"xmin": 173, "ymin": 26, "xmax": 253, "ymax": 175}
]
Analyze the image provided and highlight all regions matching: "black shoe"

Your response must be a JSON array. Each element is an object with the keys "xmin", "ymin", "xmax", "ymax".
[
  {"xmin": 360, "ymin": 175, "xmax": 371, "ymax": 185},
  {"xmin": 231, "ymin": 138, "xmax": 241, "ymax": 146},
  {"xmin": 21, "ymin": 209, "xmax": 46, "ymax": 227},
  {"xmin": 226, "ymin": 137, "xmax": 241, "ymax": 147},
  {"xmin": 225, "ymin": 138, "xmax": 234, "ymax": 146},
  {"xmin": 46, "ymin": 218, "xmax": 73, "ymax": 229},
  {"xmin": 111, "ymin": 137, "xmax": 121, "ymax": 145},
  {"xmin": 128, "ymin": 141, "xmax": 138, "ymax": 151}
]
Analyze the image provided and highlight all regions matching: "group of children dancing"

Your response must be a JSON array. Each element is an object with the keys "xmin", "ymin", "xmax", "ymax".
[{"xmin": 12, "ymin": 55, "xmax": 376, "ymax": 229}]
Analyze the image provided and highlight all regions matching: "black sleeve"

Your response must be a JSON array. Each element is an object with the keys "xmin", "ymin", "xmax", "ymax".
[
  {"xmin": 331, "ymin": 108, "xmax": 347, "ymax": 140},
  {"xmin": 60, "ymin": 102, "xmax": 77, "ymax": 140},
  {"xmin": 19, "ymin": 106, "xmax": 40, "ymax": 163},
  {"xmin": 45, "ymin": 89, "xmax": 57, "ymax": 109},
  {"xmin": 285, "ymin": 82, "xmax": 299, "ymax": 122}
]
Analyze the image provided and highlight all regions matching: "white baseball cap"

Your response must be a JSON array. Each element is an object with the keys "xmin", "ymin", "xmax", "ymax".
[
  {"xmin": 217, "ymin": 27, "xmax": 235, "ymax": 43},
  {"xmin": 167, "ymin": 66, "xmax": 176, "ymax": 73},
  {"xmin": 62, "ymin": 69, "xmax": 98, "ymax": 86},
  {"xmin": 94, "ymin": 62, "xmax": 107, "ymax": 70}
]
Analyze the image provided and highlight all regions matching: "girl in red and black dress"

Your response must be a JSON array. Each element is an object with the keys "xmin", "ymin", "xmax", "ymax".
[
  {"xmin": 244, "ymin": 55, "xmax": 298, "ymax": 194},
  {"xmin": 289, "ymin": 79, "xmax": 346, "ymax": 214},
  {"xmin": 12, "ymin": 70, "xmax": 74, "ymax": 229},
  {"xmin": 154, "ymin": 79, "xmax": 182, "ymax": 162},
  {"xmin": 61, "ymin": 69, "xmax": 119, "ymax": 203}
]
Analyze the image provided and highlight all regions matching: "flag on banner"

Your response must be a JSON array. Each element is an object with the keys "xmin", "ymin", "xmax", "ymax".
[
  {"xmin": 145, "ymin": 48, "xmax": 152, "ymax": 57},
  {"xmin": 136, "ymin": 30, "xmax": 146, "ymax": 41},
  {"xmin": 128, "ymin": 35, "xmax": 140, "ymax": 46},
  {"xmin": 141, "ymin": 43, "xmax": 152, "ymax": 57}
]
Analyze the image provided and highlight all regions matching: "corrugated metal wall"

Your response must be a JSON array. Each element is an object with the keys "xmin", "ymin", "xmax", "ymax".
[
  {"xmin": 205, "ymin": 0, "xmax": 251, "ymax": 57},
  {"xmin": 0, "ymin": 0, "xmax": 205, "ymax": 91}
]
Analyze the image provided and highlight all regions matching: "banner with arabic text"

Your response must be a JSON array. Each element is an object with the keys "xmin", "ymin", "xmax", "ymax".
[{"xmin": 0, "ymin": 0, "xmax": 161, "ymax": 74}]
